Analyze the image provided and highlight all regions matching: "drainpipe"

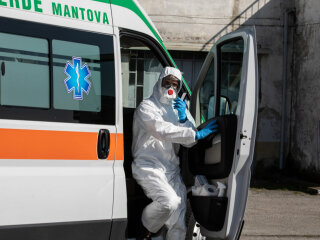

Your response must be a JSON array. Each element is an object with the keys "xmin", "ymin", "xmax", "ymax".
[{"xmin": 280, "ymin": 8, "xmax": 295, "ymax": 170}]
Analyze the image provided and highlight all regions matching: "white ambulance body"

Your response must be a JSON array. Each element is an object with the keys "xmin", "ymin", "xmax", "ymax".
[{"xmin": 0, "ymin": 0, "xmax": 258, "ymax": 239}]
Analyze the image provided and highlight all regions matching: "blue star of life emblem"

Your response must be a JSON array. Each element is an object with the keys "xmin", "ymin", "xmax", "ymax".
[{"xmin": 64, "ymin": 57, "xmax": 91, "ymax": 100}]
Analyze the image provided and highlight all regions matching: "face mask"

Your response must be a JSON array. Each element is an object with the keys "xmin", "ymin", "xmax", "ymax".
[{"xmin": 159, "ymin": 86, "xmax": 177, "ymax": 104}]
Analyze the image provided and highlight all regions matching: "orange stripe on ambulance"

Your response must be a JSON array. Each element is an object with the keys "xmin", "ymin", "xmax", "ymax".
[{"xmin": 52, "ymin": 2, "xmax": 109, "ymax": 24}]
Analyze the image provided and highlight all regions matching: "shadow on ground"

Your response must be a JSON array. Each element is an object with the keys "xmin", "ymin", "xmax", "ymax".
[{"xmin": 250, "ymin": 168, "xmax": 319, "ymax": 194}]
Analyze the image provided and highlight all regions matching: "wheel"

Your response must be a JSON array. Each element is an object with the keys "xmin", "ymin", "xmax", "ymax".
[
  {"xmin": 186, "ymin": 201, "xmax": 206, "ymax": 240},
  {"xmin": 186, "ymin": 214, "xmax": 206, "ymax": 240}
]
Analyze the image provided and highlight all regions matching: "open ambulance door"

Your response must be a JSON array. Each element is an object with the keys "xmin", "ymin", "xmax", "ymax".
[{"xmin": 187, "ymin": 27, "xmax": 258, "ymax": 240}]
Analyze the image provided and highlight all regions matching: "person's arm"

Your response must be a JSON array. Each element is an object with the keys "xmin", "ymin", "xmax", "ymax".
[
  {"xmin": 178, "ymin": 109, "xmax": 196, "ymax": 128},
  {"xmin": 137, "ymin": 102, "xmax": 196, "ymax": 145},
  {"xmin": 177, "ymin": 109, "xmax": 198, "ymax": 147},
  {"xmin": 174, "ymin": 98, "xmax": 219, "ymax": 140}
]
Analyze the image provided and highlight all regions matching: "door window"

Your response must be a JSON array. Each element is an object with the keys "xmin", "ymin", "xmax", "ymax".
[
  {"xmin": 198, "ymin": 58, "xmax": 227, "ymax": 122},
  {"xmin": 199, "ymin": 59, "xmax": 215, "ymax": 122},
  {"xmin": 218, "ymin": 38, "xmax": 244, "ymax": 116},
  {"xmin": 198, "ymin": 38, "xmax": 244, "ymax": 123},
  {"xmin": 120, "ymin": 36, "xmax": 164, "ymax": 108}
]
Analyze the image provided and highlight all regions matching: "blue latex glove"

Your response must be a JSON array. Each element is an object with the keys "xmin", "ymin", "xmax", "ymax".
[
  {"xmin": 173, "ymin": 97, "xmax": 187, "ymax": 123},
  {"xmin": 195, "ymin": 120, "xmax": 219, "ymax": 140}
]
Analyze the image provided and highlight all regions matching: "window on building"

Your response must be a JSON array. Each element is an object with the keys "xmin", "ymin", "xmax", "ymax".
[
  {"xmin": 169, "ymin": 51, "xmax": 207, "ymax": 91},
  {"xmin": 120, "ymin": 36, "xmax": 164, "ymax": 108}
]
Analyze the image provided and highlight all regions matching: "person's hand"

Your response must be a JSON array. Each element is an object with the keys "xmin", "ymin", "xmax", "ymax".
[
  {"xmin": 173, "ymin": 97, "xmax": 187, "ymax": 123},
  {"xmin": 195, "ymin": 120, "xmax": 219, "ymax": 140}
]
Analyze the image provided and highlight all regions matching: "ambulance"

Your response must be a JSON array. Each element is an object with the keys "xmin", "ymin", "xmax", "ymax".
[{"xmin": 0, "ymin": 0, "xmax": 258, "ymax": 239}]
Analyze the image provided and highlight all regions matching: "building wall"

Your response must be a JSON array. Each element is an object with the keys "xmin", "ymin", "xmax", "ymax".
[
  {"xmin": 290, "ymin": 0, "xmax": 320, "ymax": 175},
  {"xmin": 170, "ymin": 51, "xmax": 207, "ymax": 90},
  {"xmin": 139, "ymin": 0, "xmax": 238, "ymax": 51},
  {"xmin": 139, "ymin": 0, "xmax": 295, "ymax": 170}
]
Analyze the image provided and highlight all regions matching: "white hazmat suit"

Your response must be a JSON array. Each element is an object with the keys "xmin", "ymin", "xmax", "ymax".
[{"xmin": 132, "ymin": 67, "xmax": 197, "ymax": 240}]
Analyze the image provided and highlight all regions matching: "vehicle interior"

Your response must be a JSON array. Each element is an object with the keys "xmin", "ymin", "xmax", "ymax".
[
  {"xmin": 120, "ymin": 32, "xmax": 244, "ymax": 238},
  {"xmin": 120, "ymin": 33, "xmax": 167, "ymax": 238}
]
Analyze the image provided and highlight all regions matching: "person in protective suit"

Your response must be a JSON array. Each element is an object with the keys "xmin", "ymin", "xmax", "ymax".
[{"xmin": 132, "ymin": 67, "xmax": 218, "ymax": 240}]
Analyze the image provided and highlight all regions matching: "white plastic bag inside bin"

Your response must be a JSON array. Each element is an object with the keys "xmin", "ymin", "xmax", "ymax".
[
  {"xmin": 192, "ymin": 184, "xmax": 218, "ymax": 196},
  {"xmin": 192, "ymin": 175, "xmax": 226, "ymax": 197}
]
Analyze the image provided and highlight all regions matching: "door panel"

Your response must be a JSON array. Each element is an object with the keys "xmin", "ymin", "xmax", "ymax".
[
  {"xmin": 188, "ymin": 115, "xmax": 237, "ymax": 179},
  {"xmin": 188, "ymin": 27, "xmax": 258, "ymax": 240},
  {"xmin": 190, "ymin": 194, "xmax": 228, "ymax": 232}
]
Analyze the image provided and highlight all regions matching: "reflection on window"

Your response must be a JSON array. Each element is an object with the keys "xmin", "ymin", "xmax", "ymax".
[
  {"xmin": 120, "ymin": 37, "xmax": 163, "ymax": 108},
  {"xmin": 219, "ymin": 38, "xmax": 244, "ymax": 115},
  {"xmin": 199, "ymin": 60, "xmax": 215, "ymax": 122},
  {"xmin": 53, "ymin": 40, "xmax": 101, "ymax": 112},
  {"xmin": 0, "ymin": 33, "xmax": 49, "ymax": 108}
]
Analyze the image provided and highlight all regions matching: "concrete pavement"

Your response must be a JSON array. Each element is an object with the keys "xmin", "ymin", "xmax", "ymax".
[{"xmin": 241, "ymin": 189, "xmax": 320, "ymax": 240}]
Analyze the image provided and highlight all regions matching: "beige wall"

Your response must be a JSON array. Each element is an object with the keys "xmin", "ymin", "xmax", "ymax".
[{"xmin": 139, "ymin": 0, "xmax": 292, "ymax": 51}]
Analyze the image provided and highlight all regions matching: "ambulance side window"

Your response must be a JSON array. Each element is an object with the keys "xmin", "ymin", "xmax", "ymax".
[
  {"xmin": 52, "ymin": 40, "xmax": 102, "ymax": 112},
  {"xmin": 0, "ymin": 18, "xmax": 115, "ymax": 124},
  {"xmin": 120, "ymin": 36, "xmax": 164, "ymax": 108},
  {"xmin": 0, "ymin": 33, "xmax": 50, "ymax": 108}
]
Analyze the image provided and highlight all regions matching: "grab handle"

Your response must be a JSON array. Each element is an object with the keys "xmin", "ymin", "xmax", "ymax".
[{"xmin": 97, "ymin": 129, "xmax": 110, "ymax": 159}]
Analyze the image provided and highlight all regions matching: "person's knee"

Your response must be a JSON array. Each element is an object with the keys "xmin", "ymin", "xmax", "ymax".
[{"xmin": 160, "ymin": 195, "xmax": 181, "ymax": 213}]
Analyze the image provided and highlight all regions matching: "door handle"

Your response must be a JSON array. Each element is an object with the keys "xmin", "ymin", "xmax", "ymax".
[
  {"xmin": 97, "ymin": 129, "xmax": 110, "ymax": 159},
  {"xmin": 1, "ymin": 62, "xmax": 5, "ymax": 76},
  {"xmin": 240, "ymin": 133, "xmax": 247, "ymax": 139}
]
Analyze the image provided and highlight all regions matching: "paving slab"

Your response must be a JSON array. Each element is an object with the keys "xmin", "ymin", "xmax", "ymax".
[{"xmin": 241, "ymin": 189, "xmax": 320, "ymax": 240}]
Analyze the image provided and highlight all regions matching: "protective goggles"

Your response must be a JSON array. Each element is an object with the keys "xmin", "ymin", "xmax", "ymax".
[{"xmin": 161, "ymin": 75, "xmax": 180, "ymax": 91}]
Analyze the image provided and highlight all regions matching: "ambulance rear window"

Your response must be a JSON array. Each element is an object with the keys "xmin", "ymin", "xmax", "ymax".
[{"xmin": 0, "ymin": 17, "xmax": 115, "ymax": 125}]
